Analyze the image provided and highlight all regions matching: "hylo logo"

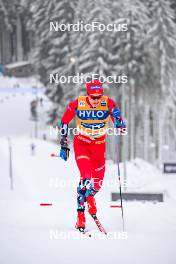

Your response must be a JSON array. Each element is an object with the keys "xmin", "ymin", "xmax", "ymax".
[{"xmin": 77, "ymin": 110, "xmax": 109, "ymax": 120}]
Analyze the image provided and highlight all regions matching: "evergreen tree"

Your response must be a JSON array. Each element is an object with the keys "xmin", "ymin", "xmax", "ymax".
[
  {"xmin": 147, "ymin": 0, "xmax": 176, "ymax": 166},
  {"xmin": 28, "ymin": 0, "xmax": 76, "ymax": 123}
]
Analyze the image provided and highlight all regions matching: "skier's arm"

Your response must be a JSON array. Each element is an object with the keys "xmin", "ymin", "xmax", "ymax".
[
  {"xmin": 108, "ymin": 98, "xmax": 126, "ymax": 128},
  {"xmin": 59, "ymin": 99, "xmax": 78, "ymax": 161},
  {"xmin": 61, "ymin": 99, "xmax": 78, "ymax": 124},
  {"xmin": 59, "ymin": 98, "xmax": 78, "ymax": 133}
]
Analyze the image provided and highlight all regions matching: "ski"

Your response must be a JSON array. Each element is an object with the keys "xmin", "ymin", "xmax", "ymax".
[{"xmin": 90, "ymin": 214, "xmax": 107, "ymax": 235}]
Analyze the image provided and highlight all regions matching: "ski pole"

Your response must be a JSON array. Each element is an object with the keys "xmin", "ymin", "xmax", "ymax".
[{"xmin": 114, "ymin": 119, "xmax": 125, "ymax": 232}]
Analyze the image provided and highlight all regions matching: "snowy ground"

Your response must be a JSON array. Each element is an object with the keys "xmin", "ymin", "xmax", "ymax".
[{"xmin": 0, "ymin": 77, "xmax": 176, "ymax": 264}]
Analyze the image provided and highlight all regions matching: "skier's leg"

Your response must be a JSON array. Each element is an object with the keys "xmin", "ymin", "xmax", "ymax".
[
  {"xmin": 76, "ymin": 178, "xmax": 96, "ymax": 228},
  {"xmin": 73, "ymin": 135, "xmax": 92, "ymax": 182},
  {"xmin": 87, "ymin": 141, "xmax": 106, "ymax": 215},
  {"xmin": 76, "ymin": 178, "xmax": 93, "ymax": 211},
  {"xmin": 90, "ymin": 141, "xmax": 106, "ymax": 192},
  {"xmin": 73, "ymin": 136, "xmax": 93, "ymax": 213}
]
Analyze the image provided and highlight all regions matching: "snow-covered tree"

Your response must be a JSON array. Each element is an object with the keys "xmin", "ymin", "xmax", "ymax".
[
  {"xmin": 69, "ymin": 0, "xmax": 119, "ymax": 88},
  {"xmin": 26, "ymin": 0, "xmax": 176, "ymax": 166},
  {"xmin": 27, "ymin": 0, "xmax": 76, "ymax": 123},
  {"xmin": 110, "ymin": 0, "xmax": 151, "ymax": 160},
  {"xmin": 146, "ymin": 0, "xmax": 176, "ymax": 167},
  {"xmin": 0, "ymin": 0, "xmax": 26, "ymax": 63}
]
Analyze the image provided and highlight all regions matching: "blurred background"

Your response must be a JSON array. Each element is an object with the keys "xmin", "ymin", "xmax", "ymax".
[
  {"xmin": 0, "ymin": 0, "xmax": 176, "ymax": 263},
  {"xmin": 1, "ymin": 0, "xmax": 176, "ymax": 167}
]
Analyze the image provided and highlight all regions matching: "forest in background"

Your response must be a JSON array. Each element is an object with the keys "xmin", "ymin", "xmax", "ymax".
[{"xmin": 1, "ymin": 0, "xmax": 176, "ymax": 168}]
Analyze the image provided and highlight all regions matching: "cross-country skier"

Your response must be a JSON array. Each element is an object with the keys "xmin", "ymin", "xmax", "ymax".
[{"xmin": 59, "ymin": 80, "xmax": 125, "ymax": 232}]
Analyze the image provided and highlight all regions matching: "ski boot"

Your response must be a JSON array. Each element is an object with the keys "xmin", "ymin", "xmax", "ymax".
[
  {"xmin": 75, "ymin": 211, "xmax": 86, "ymax": 231},
  {"xmin": 87, "ymin": 195, "xmax": 97, "ymax": 215}
]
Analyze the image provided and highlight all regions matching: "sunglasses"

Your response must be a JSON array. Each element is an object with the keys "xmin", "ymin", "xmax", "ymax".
[{"xmin": 89, "ymin": 95, "xmax": 102, "ymax": 100}]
